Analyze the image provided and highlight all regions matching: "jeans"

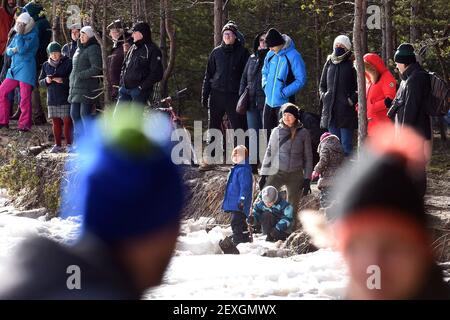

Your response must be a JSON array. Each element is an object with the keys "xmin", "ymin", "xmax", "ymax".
[
  {"xmin": 116, "ymin": 86, "xmax": 149, "ymax": 106},
  {"xmin": 328, "ymin": 125, "xmax": 354, "ymax": 156},
  {"xmin": 70, "ymin": 103, "xmax": 92, "ymax": 140},
  {"xmin": 247, "ymin": 108, "xmax": 263, "ymax": 165}
]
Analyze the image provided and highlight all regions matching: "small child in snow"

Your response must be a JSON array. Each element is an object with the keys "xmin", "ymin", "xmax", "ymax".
[
  {"xmin": 220, "ymin": 145, "xmax": 253, "ymax": 253},
  {"xmin": 248, "ymin": 186, "xmax": 294, "ymax": 242},
  {"xmin": 39, "ymin": 42, "xmax": 73, "ymax": 153},
  {"xmin": 312, "ymin": 132, "xmax": 345, "ymax": 208}
]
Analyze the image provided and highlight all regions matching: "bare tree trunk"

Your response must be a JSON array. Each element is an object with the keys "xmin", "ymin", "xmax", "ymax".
[
  {"xmin": 385, "ymin": 0, "xmax": 394, "ymax": 63},
  {"xmin": 222, "ymin": 0, "xmax": 230, "ymax": 26},
  {"xmin": 314, "ymin": 12, "xmax": 322, "ymax": 113},
  {"xmin": 361, "ymin": 2, "xmax": 368, "ymax": 54},
  {"xmin": 410, "ymin": 0, "xmax": 419, "ymax": 43},
  {"xmin": 160, "ymin": 0, "xmax": 168, "ymax": 96},
  {"xmin": 51, "ymin": 0, "xmax": 59, "ymax": 42},
  {"xmin": 161, "ymin": 0, "xmax": 176, "ymax": 98},
  {"xmin": 381, "ymin": 0, "xmax": 387, "ymax": 62},
  {"xmin": 353, "ymin": 0, "xmax": 368, "ymax": 148},
  {"xmin": 214, "ymin": 0, "xmax": 223, "ymax": 46}
]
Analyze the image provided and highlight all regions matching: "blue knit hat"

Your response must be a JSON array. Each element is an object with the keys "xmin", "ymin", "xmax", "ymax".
[{"xmin": 61, "ymin": 106, "xmax": 184, "ymax": 245}]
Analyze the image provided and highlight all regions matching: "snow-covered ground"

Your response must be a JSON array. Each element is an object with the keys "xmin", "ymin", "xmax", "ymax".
[{"xmin": 0, "ymin": 190, "xmax": 348, "ymax": 299}]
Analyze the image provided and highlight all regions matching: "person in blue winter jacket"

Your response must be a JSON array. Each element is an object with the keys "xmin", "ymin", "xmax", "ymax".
[
  {"xmin": 221, "ymin": 145, "xmax": 253, "ymax": 251},
  {"xmin": 262, "ymin": 28, "xmax": 307, "ymax": 137},
  {"xmin": 248, "ymin": 186, "xmax": 294, "ymax": 242}
]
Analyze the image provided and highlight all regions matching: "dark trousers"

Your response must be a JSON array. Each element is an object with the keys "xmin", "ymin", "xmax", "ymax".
[
  {"xmin": 259, "ymin": 211, "xmax": 288, "ymax": 240},
  {"xmin": 262, "ymin": 104, "xmax": 281, "ymax": 142},
  {"xmin": 208, "ymin": 89, "xmax": 247, "ymax": 132},
  {"xmin": 230, "ymin": 211, "xmax": 250, "ymax": 244}
]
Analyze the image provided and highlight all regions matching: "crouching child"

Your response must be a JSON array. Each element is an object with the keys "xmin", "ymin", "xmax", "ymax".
[
  {"xmin": 220, "ymin": 145, "xmax": 253, "ymax": 254},
  {"xmin": 249, "ymin": 186, "xmax": 293, "ymax": 242}
]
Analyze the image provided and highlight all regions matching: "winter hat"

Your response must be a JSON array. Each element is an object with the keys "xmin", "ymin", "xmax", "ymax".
[
  {"xmin": 281, "ymin": 103, "xmax": 299, "ymax": 120},
  {"xmin": 80, "ymin": 26, "xmax": 95, "ymax": 38},
  {"xmin": 16, "ymin": 12, "xmax": 32, "ymax": 25},
  {"xmin": 329, "ymin": 151, "xmax": 426, "ymax": 227},
  {"xmin": 23, "ymin": 1, "xmax": 43, "ymax": 20},
  {"xmin": 69, "ymin": 23, "xmax": 81, "ymax": 30},
  {"xmin": 320, "ymin": 132, "xmax": 332, "ymax": 142},
  {"xmin": 222, "ymin": 21, "xmax": 238, "ymax": 36},
  {"xmin": 333, "ymin": 35, "xmax": 352, "ymax": 51},
  {"xmin": 262, "ymin": 186, "xmax": 278, "ymax": 204},
  {"xmin": 265, "ymin": 28, "xmax": 285, "ymax": 48},
  {"xmin": 131, "ymin": 22, "xmax": 151, "ymax": 41},
  {"xmin": 62, "ymin": 106, "xmax": 184, "ymax": 246},
  {"xmin": 394, "ymin": 43, "xmax": 416, "ymax": 65},
  {"xmin": 47, "ymin": 42, "xmax": 62, "ymax": 54}
]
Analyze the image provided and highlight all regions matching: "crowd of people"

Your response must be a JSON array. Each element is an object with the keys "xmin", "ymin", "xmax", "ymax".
[{"xmin": 0, "ymin": 4, "xmax": 448, "ymax": 299}]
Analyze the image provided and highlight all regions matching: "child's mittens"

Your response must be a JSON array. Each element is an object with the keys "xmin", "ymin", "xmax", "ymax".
[{"xmin": 311, "ymin": 171, "xmax": 320, "ymax": 181}]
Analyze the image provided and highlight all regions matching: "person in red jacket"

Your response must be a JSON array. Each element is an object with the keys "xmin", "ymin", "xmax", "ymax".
[
  {"xmin": 363, "ymin": 53, "xmax": 396, "ymax": 136},
  {"xmin": 0, "ymin": 0, "xmax": 15, "ymax": 69}
]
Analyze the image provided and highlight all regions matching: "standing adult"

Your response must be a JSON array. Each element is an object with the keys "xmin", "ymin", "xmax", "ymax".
[
  {"xmin": 319, "ymin": 35, "xmax": 357, "ymax": 156},
  {"xmin": 107, "ymin": 21, "xmax": 125, "ymax": 103},
  {"xmin": 23, "ymin": 1, "xmax": 52, "ymax": 125},
  {"xmin": 116, "ymin": 22, "xmax": 163, "ymax": 107},
  {"xmin": 260, "ymin": 103, "xmax": 313, "ymax": 221},
  {"xmin": 262, "ymin": 28, "xmax": 307, "ymax": 138},
  {"xmin": 200, "ymin": 21, "xmax": 249, "ymax": 170},
  {"xmin": 0, "ymin": 12, "xmax": 39, "ymax": 131},
  {"xmin": 62, "ymin": 24, "xmax": 81, "ymax": 59},
  {"xmin": 68, "ymin": 26, "xmax": 102, "ymax": 143},
  {"xmin": 239, "ymin": 31, "xmax": 268, "ymax": 170},
  {"xmin": 364, "ymin": 53, "xmax": 396, "ymax": 136}
]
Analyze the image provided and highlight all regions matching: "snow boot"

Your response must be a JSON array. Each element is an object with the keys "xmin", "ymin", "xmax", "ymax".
[{"xmin": 219, "ymin": 236, "xmax": 240, "ymax": 254}]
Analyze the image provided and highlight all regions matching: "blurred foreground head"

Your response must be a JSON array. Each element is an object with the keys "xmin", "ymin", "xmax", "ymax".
[{"xmin": 301, "ymin": 124, "xmax": 450, "ymax": 300}]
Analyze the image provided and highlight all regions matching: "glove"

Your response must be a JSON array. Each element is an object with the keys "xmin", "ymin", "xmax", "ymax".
[
  {"xmin": 247, "ymin": 215, "xmax": 255, "ymax": 226},
  {"xmin": 201, "ymin": 96, "xmax": 209, "ymax": 109},
  {"xmin": 384, "ymin": 97, "xmax": 393, "ymax": 109},
  {"xmin": 258, "ymin": 175, "xmax": 267, "ymax": 191},
  {"xmin": 311, "ymin": 171, "xmax": 320, "ymax": 181},
  {"xmin": 302, "ymin": 178, "xmax": 311, "ymax": 196}
]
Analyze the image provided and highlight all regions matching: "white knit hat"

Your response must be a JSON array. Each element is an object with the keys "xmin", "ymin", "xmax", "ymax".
[
  {"xmin": 80, "ymin": 26, "xmax": 95, "ymax": 38},
  {"xmin": 16, "ymin": 12, "xmax": 32, "ymax": 25},
  {"xmin": 333, "ymin": 35, "xmax": 352, "ymax": 51}
]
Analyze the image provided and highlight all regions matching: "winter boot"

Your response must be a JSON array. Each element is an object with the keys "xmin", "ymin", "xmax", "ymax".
[{"xmin": 219, "ymin": 236, "xmax": 239, "ymax": 254}]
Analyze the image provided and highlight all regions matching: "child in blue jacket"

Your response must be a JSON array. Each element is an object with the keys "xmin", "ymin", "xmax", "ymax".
[{"xmin": 221, "ymin": 145, "xmax": 253, "ymax": 246}]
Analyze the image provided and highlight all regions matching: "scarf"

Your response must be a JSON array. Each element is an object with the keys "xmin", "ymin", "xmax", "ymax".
[{"xmin": 330, "ymin": 50, "xmax": 352, "ymax": 64}]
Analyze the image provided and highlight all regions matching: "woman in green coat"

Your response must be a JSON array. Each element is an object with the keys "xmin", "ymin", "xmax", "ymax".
[{"xmin": 69, "ymin": 26, "xmax": 102, "ymax": 144}]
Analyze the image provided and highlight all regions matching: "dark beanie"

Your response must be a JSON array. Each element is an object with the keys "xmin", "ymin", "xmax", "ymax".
[
  {"xmin": 62, "ymin": 107, "xmax": 184, "ymax": 245},
  {"xmin": 47, "ymin": 42, "xmax": 62, "ymax": 54},
  {"xmin": 265, "ymin": 28, "xmax": 284, "ymax": 48},
  {"xmin": 282, "ymin": 103, "xmax": 299, "ymax": 120},
  {"xmin": 329, "ymin": 152, "xmax": 426, "ymax": 226},
  {"xmin": 131, "ymin": 22, "xmax": 151, "ymax": 42},
  {"xmin": 222, "ymin": 21, "xmax": 238, "ymax": 36},
  {"xmin": 394, "ymin": 43, "xmax": 416, "ymax": 65}
]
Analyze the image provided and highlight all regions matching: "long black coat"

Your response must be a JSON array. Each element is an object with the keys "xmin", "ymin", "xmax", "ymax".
[
  {"xmin": 202, "ymin": 41, "xmax": 250, "ymax": 101},
  {"xmin": 319, "ymin": 55, "xmax": 358, "ymax": 129},
  {"xmin": 391, "ymin": 62, "xmax": 432, "ymax": 140},
  {"xmin": 107, "ymin": 41, "xmax": 125, "ymax": 99}
]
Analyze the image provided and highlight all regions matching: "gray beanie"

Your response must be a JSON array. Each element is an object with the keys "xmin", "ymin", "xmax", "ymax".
[
  {"xmin": 80, "ymin": 26, "xmax": 95, "ymax": 38},
  {"xmin": 262, "ymin": 186, "xmax": 278, "ymax": 204}
]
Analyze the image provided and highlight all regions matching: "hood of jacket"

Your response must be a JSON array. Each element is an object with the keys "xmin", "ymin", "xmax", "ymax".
[
  {"xmin": 266, "ymin": 34, "xmax": 296, "ymax": 60},
  {"xmin": 252, "ymin": 31, "xmax": 266, "ymax": 54},
  {"xmin": 317, "ymin": 134, "xmax": 343, "ymax": 154},
  {"xmin": 364, "ymin": 53, "xmax": 387, "ymax": 75}
]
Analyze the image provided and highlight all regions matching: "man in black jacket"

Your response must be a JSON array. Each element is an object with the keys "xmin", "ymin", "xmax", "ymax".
[
  {"xmin": 389, "ymin": 43, "xmax": 431, "ymax": 141},
  {"xmin": 62, "ymin": 24, "xmax": 80, "ymax": 59},
  {"xmin": 116, "ymin": 22, "xmax": 163, "ymax": 108},
  {"xmin": 200, "ymin": 21, "xmax": 249, "ymax": 170}
]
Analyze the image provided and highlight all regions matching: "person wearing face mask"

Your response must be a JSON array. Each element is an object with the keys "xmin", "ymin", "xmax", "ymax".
[
  {"xmin": 239, "ymin": 32, "xmax": 269, "ymax": 172},
  {"xmin": 319, "ymin": 35, "xmax": 358, "ymax": 156}
]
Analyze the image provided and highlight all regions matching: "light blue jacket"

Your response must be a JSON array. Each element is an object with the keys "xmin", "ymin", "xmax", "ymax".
[
  {"xmin": 262, "ymin": 35, "xmax": 306, "ymax": 108},
  {"xmin": 6, "ymin": 26, "xmax": 39, "ymax": 87}
]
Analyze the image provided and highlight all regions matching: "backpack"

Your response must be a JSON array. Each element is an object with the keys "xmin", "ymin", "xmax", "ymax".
[{"xmin": 426, "ymin": 72, "xmax": 449, "ymax": 116}]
